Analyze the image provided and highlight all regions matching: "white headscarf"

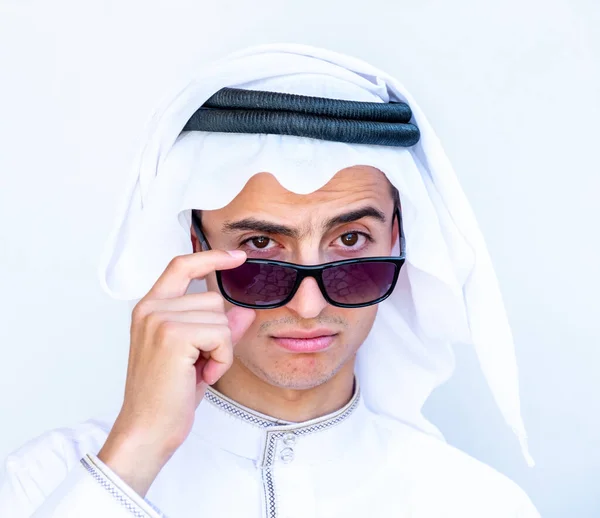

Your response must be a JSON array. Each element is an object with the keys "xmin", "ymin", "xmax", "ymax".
[{"xmin": 98, "ymin": 43, "xmax": 533, "ymax": 465}]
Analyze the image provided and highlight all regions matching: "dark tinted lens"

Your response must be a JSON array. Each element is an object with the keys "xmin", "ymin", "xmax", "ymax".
[
  {"xmin": 322, "ymin": 261, "xmax": 397, "ymax": 305},
  {"xmin": 220, "ymin": 262, "xmax": 298, "ymax": 307}
]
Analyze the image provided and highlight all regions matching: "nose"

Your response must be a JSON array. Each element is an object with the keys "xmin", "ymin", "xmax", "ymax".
[{"xmin": 285, "ymin": 276, "xmax": 329, "ymax": 319}]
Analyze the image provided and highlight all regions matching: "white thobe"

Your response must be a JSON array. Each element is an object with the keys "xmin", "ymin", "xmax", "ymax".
[{"xmin": 0, "ymin": 386, "xmax": 540, "ymax": 517}]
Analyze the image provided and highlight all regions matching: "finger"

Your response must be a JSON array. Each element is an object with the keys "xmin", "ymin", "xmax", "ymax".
[
  {"xmin": 195, "ymin": 307, "xmax": 256, "ymax": 385},
  {"xmin": 201, "ymin": 308, "xmax": 256, "ymax": 385},
  {"xmin": 156, "ymin": 322, "xmax": 233, "ymax": 386},
  {"xmin": 195, "ymin": 375, "xmax": 208, "ymax": 407},
  {"xmin": 201, "ymin": 358, "xmax": 227, "ymax": 386},
  {"xmin": 145, "ymin": 250, "xmax": 247, "ymax": 301},
  {"xmin": 196, "ymin": 329, "xmax": 234, "ymax": 386},
  {"xmin": 147, "ymin": 310, "xmax": 229, "ymax": 328},
  {"xmin": 135, "ymin": 292, "xmax": 226, "ymax": 316},
  {"xmin": 226, "ymin": 306, "xmax": 257, "ymax": 344},
  {"xmin": 157, "ymin": 322, "xmax": 232, "ymax": 360},
  {"xmin": 196, "ymin": 325, "xmax": 233, "ymax": 369}
]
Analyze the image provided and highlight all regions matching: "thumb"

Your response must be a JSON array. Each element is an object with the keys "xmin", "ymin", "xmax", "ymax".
[{"xmin": 226, "ymin": 306, "xmax": 257, "ymax": 344}]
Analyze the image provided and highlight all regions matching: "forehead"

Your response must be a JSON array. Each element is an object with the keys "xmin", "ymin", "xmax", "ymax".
[{"xmin": 209, "ymin": 166, "xmax": 394, "ymax": 218}]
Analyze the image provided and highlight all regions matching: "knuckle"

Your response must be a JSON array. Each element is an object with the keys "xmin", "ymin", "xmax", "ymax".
[
  {"xmin": 207, "ymin": 325, "xmax": 231, "ymax": 350},
  {"xmin": 155, "ymin": 320, "xmax": 179, "ymax": 342},
  {"xmin": 223, "ymin": 350, "xmax": 234, "ymax": 367},
  {"xmin": 202, "ymin": 291, "xmax": 225, "ymax": 311},
  {"xmin": 132, "ymin": 300, "xmax": 152, "ymax": 321},
  {"xmin": 145, "ymin": 310, "xmax": 164, "ymax": 330},
  {"xmin": 224, "ymin": 343, "xmax": 234, "ymax": 364},
  {"xmin": 213, "ymin": 326, "xmax": 232, "ymax": 347},
  {"xmin": 168, "ymin": 255, "xmax": 189, "ymax": 275},
  {"xmin": 214, "ymin": 312, "xmax": 229, "ymax": 325},
  {"xmin": 216, "ymin": 334, "xmax": 234, "ymax": 362}
]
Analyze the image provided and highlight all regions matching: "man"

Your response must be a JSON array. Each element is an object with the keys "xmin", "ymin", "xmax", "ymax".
[{"xmin": 0, "ymin": 44, "xmax": 540, "ymax": 517}]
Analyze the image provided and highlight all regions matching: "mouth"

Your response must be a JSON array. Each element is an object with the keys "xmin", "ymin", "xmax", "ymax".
[{"xmin": 270, "ymin": 329, "xmax": 338, "ymax": 353}]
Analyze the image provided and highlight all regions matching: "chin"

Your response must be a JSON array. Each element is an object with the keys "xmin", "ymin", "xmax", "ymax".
[{"xmin": 239, "ymin": 353, "xmax": 347, "ymax": 391}]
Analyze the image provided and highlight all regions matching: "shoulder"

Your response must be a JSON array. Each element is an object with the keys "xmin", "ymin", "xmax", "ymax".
[{"xmin": 371, "ymin": 416, "xmax": 539, "ymax": 517}]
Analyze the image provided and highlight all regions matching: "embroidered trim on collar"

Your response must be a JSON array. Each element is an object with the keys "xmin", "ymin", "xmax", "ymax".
[{"xmin": 204, "ymin": 380, "xmax": 360, "ymax": 431}]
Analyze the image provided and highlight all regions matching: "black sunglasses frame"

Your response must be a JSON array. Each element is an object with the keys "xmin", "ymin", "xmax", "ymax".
[{"xmin": 190, "ymin": 209, "xmax": 406, "ymax": 310}]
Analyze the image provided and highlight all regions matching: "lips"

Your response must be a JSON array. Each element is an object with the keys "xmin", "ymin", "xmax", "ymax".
[
  {"xmin": 271, "ymin": 329, "xmax": 337, "ymax": 353},
  {"xmin": 272, "ymin": 328, "xmax": 336, "ymax": 340}
]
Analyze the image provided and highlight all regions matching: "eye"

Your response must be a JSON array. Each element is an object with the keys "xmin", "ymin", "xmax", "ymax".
[
  {"xmin": 245, "ymin": 236, "xmax": 274, "ymax": 250},
  {"xmin": 338, "ymin": 232, "xmax": 372, "ymax": 248},
  {"xmin": 340, "ymin": 232, "xmax": 359, "ymax": 246}
]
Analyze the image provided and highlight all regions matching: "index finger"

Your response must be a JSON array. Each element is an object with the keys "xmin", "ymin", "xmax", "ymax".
[{"xmin": 144, "ymin": 249, "xmax": 246, "ymax": 301}]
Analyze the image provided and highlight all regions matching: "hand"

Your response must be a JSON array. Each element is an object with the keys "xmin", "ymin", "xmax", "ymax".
[{"xmin": 98, "ymin": 250, "xmax": 256, "ymax": 496}]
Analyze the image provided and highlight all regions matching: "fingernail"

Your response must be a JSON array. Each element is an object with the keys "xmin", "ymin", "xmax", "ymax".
[{"xmin": 226, "ymin": 250, "xmax": 246, "ymax": 259}]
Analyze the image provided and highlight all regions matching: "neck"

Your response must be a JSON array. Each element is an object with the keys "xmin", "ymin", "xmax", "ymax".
[{"xmin": 213, "ymin": 360, "xmax": 356, "ymax": 423}]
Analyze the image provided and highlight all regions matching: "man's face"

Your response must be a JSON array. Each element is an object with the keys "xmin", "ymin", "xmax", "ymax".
[{"xmin": 194, "ymin": 166, "xmax": 398, "ymax": 390}]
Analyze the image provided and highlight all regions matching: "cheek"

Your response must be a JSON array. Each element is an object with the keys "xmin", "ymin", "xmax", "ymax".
[
  {"xmin": 346, "ymin": 306, "xmax": 378, "ymax": 329},
  {"xmin": 335, "ymin": 305, "xmax": 378, "ymax": 347}
]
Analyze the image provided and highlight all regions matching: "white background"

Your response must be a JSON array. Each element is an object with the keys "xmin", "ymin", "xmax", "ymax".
[{"xmin": 0, "ymin": 1, "xmax": 599, "ymax": 516}]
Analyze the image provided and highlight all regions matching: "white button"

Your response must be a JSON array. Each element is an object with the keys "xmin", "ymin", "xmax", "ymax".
[
  {"xmin": 283, "ymin": 433, "xmax": 296, "ymax": 446},
  {"xmin": 280, "ymin": 447, "xmax": 294, "ymax": 463}
]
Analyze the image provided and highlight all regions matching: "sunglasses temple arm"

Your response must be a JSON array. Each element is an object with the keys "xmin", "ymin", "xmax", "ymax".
[
  {"xmin": 191, "ymin": 211, "xmax": 212, "ymax": 251},
  {"xmin": 396, "ymin": 208, "xmax": 406, "ymax": 257}
]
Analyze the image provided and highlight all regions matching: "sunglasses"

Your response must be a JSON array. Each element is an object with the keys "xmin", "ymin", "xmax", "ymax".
[{"xmin": 191, "ymin": 210, "xmax": 406, "ymax": 309}]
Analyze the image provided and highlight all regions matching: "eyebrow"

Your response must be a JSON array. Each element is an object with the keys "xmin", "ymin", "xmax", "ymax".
[
  {"xmin": 323, "ymin": 206, "xmax": 386, "ymax": 229},
  {"xmin": 222, "ymin": 219, "xmax": 299, "ymax": 238},
  {"xmin": 221, "ymin": 206, "xmax": 386, "ymax": 238}
]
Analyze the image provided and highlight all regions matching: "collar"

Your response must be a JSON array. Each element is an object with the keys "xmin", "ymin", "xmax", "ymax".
[{"xmin": 191, "ymin": 381, "xmax": 366, "ymax": 467}]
